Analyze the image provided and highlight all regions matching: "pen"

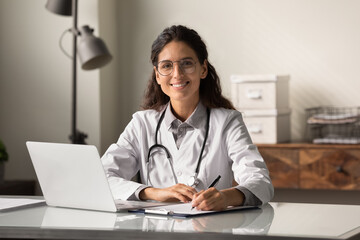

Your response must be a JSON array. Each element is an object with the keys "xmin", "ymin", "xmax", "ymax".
[
  {"xmin": 208, "ymin": 175, "xmax": 221, "ymax": 188},
  {"xmin": 191, "ymin": 175, "xmax": 221, "ymax": 210}
]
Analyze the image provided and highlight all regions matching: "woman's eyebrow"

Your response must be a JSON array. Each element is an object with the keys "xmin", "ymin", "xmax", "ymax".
[
  {"xmin": 181, "ymin": 57, "xmax": 193, "ymax": 60},
  {"xmin": 159, "ymin": 57, "xmax": 194, "ymax": 62}
]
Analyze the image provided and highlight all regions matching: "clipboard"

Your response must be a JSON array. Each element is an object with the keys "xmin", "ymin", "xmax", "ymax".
[{"xmin": 129, "ymin": 203, "xmax": 258, "ymax": 218}]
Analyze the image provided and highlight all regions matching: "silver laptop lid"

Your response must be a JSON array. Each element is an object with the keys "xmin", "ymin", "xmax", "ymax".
[{"xmin": 26, "ymin": 141, "xmax": 117, "ymax": 212}]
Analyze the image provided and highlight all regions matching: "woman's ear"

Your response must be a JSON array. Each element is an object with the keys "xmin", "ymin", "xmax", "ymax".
[
  {"xmin": 154, "ymin": 66, "xmax": 160, "ymax": 84},
  {"xmin": 200, "ymin": 60, "xmax": 208, "ymax": 79}
]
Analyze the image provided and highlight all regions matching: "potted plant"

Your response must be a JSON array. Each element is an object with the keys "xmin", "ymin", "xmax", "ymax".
[{"xmin": 0, "ymin": 139, "xmax": 9, "ymax": 184}]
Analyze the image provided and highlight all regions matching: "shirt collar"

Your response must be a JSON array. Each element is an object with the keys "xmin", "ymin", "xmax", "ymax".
[{"xmin": 163, "ymin": 101, "xmax": 207, "ymax": 130}]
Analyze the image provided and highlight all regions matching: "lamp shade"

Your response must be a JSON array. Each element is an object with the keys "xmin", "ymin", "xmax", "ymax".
[
  {"xmin": 45, "ymin": 0, "xmax": 72, "ymax": 16},
  {"xmin": 78, "ymin": 26, "xmax": 112, "ymax": 70}
]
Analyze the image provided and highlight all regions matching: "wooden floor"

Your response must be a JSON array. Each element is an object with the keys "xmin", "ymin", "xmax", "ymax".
[{"xmin": 272, "ymin": 188, "xmax": 360, "ymax": 205}]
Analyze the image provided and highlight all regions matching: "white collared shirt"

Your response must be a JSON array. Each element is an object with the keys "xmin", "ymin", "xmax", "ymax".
[{"xmin": 101, "ymin": 102, "xmax": 274, "ymax": 205}]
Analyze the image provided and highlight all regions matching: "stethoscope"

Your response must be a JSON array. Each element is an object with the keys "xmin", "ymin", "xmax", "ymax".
[{"xmin": 146, "ymin": 107, "xmax": 210, "ymax": 187}]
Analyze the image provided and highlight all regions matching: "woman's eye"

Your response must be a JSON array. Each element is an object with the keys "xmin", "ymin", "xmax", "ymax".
[
  {"xmin": 182, "ymin": 60, "xmax": 194, "ymax": 67},
  {"xmin": 161, "ymin": 63, "xmax": 172, "ymax": 69}
]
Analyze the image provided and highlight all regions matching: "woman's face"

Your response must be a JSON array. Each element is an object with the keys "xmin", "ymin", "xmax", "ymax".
[{"xmin": 154, "ymin": 41, "xmax": 207, "ymax": 106}]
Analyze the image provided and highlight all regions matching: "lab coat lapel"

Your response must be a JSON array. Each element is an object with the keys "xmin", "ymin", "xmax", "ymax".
[
  {"xmin": 163, "ymin": 126, "xmax": 179, "ymax": 160},
  {"xmin": 163, "ymin": 126, "xmax": 199, "ymax": 164}
]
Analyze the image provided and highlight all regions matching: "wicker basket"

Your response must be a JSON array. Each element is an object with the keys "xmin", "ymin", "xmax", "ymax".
[{"xmin": 305, "ymin": 106, "xmax": 360, "ymax": 144}]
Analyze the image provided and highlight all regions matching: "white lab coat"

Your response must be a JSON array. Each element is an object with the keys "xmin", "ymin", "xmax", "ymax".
[{"xmin": 101, "ymin": 105, "xmax": 274, "ymax": 205}]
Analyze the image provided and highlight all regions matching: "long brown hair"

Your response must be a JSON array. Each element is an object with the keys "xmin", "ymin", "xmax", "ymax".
[{"xmin": 142, "ymin": 25, "xmax": 235, "ymax": 111}]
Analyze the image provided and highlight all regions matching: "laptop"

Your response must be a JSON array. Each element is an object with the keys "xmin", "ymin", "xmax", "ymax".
[{"xmin": 26, "ymin": 141, "xmax": 167, "ymax": 212}]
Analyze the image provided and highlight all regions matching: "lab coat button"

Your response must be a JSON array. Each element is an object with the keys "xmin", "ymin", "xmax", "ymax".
[{"xmin": 176, "ymin": 171, "xmax": 182, "ymax": 176}]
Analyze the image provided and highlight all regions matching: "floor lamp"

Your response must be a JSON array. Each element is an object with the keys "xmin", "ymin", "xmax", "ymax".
[{"xmin": 45, "ymin": 0, "xmax": 112, "ymax": 144}]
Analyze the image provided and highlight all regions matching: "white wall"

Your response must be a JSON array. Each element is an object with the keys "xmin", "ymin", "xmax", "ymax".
[
  {"xmin": 0, "ymin": 0, "xmax": 104, "ymax": 180},
  {"xmin": 1, "ymin": 0, "xmax": 360, "ymax": 182},
  {"xmin": 114, "ymin": 0, "xmax": 360, "ymax": 141}
]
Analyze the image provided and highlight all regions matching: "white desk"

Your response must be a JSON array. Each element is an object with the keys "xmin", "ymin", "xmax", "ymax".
[{"xmin": 0, "ymin": 197, "xmax": 360, "ymax": 240}]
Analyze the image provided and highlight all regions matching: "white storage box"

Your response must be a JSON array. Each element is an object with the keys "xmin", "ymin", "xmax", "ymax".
[
  {"xmin": 241, "ymin": 109, "xmax": 291, "ymax": 144},
  {"xmin": 231, "ymin": 74, "xmax": 290, "ymax": 109}
]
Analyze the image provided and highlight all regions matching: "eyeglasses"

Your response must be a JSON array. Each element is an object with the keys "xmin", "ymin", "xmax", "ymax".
[{"xmin": 156, "ymin": 59, "xmax": 197, "ymax": 76}]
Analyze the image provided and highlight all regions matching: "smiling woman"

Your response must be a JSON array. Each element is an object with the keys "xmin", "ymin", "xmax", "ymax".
[
  {"xmin": 101, "ymin": 25, "xmax": 274, "ymax": 211},
  {"xmin": 142, "ymin": 25, "xmax": 234, "ymax": 114},
  {"xmin": 153, "ymin": 41, "xmax": 206, "ymax": 120}
]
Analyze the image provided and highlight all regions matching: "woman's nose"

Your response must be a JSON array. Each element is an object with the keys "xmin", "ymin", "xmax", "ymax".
[{"xmin": 172, "ymin": 63, "xmax": 184, "ymax": 77}]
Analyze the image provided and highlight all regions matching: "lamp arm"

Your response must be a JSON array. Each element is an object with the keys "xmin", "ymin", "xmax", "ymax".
[
  {"xmin": 58, "ymin": 28, "xmax": 81, "ymax": 60},
  {"xmin": 59, "ymin": 29, "xmax": 73, "ymax": 59}
]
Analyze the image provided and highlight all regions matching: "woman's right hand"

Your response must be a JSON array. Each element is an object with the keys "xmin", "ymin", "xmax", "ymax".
[{"xmin": 139, "ymin": 184, "xmax": 197, "ymax": 203}]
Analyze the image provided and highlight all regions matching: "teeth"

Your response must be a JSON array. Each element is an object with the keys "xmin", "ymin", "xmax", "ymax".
[{"xmin": 172, "ymin": 83, "xmax": 187, "ymax": 87}]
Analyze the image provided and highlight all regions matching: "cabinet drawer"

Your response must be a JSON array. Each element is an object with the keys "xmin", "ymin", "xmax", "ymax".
[
  {"xmin": 243, "ymin": 110, "xmax": 291, "ymax": 144},
  {"xmin": 233, "ymin": 82, "xmax": 277, "ymax": 109},
  {"xmin": 300, "ymin": 149, "xmax": 360, "ymax": 189},
  {"xmin": 230, "ymin": 74, "xmax": 289, "ymax": 109},
  {"xmin": 259, "ymin": 148, "xmax": 299, "ymax": 188}
]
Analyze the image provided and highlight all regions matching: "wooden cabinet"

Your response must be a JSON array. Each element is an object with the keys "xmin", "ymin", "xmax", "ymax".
[{"xmin": 257, "ymin": 143, "xmax": 360, "ymax": 190}]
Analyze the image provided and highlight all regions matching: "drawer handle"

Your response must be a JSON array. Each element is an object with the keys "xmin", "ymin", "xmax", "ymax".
[
  {"xmin": 246, "ymin": 89, "xmax": 262, "ymax": 99},
  {"xmin": 248, "ymin": 125, "xmax": 263, "ymax": 134},
  {"xmin": 336, "ymin": 166, "xmax": 349, "ymax": 175}
]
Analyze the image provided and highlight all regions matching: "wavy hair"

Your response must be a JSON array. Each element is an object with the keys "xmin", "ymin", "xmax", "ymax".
[{"xmin": 142, "ymin": 25, "xmax": 235, "ymax": 111}]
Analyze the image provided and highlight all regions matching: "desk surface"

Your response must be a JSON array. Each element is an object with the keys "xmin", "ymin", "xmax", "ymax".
[{"xmin": 0, "ymin": 197, "xmax": 360, "ymax": 240}]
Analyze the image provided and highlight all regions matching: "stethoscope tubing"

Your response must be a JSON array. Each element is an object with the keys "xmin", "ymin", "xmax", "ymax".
[{"xmin": 146, "ymin": 107, "xmax": 210, "ymax": 187}]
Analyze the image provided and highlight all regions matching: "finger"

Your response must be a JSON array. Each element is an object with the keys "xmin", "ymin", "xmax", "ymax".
[
  {"xmin": 197, "ymin": 198, "xmax": 217, "ymax": 211},
  {"xmin": 191, "ymin": 190, "xmax": 205, "ymax": 208},
  {"xmin": 172, "ymin": 185, "xmax": 195, "ymax": 202},
  {"xmin": 200, "ymin": 198, "xmax": 226, "ymax": 211},
  {"xmin": 172, "ymin": 191, "xmax": 194, "ymax": 203},
  {"xmin": 178, "ymin": 184, "xmax": 198, "ymax": 195},
  {"xmin": 192, "ymin": 190, "xmax": 204, "ymax": 201},
  {"xmin": 177, "ymin": 185, "xmax": 197, "ymax": 199},
  {"xmin": 194, "ymin": 187, "xmax": 215, "ymax": 202},
  {"xmin": 172, "ymin": 184, "xmax": 197, "ymax": 201},
  {"xmin": 164, "ymin": 192, "xmax": 187, "ymax": 203},
  {"xmin": 195, "ymin": 189, "xmax": 224, "ymax": 211},
  {"xmin": 192, "ymin": 190, "xmax": 202, "ymax": 199}
]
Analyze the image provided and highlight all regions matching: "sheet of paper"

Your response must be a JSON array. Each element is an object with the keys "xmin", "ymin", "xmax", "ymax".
[{"xmin": 0, "ymin": 198, "xmax": 45, "ymax": 211}]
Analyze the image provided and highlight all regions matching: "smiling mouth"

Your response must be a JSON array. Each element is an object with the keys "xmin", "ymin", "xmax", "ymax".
[{"xmin": 171, "ymin": 82, "xmax": 189, "ymax": 87}]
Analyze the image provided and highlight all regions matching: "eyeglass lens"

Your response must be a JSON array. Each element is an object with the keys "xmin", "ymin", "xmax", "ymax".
[{"xmin": 157, "ymin": 59, "xmax": 196, "ymax": 76}]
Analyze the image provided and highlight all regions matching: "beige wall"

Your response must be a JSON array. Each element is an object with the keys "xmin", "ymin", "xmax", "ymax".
[
  {"xmin": 98, "ymin": 0, "xmax": 123, "ymax": 153},
  {"xmin": 0, "ymin": 0, "xmax": 104, "ymax": 180},
  {"xmin": 114, "ymin": 0, "xmax": 360, "ymax": 142},
  {"xmin": 1, "ymin": 0, "xmax": 360, "ymax": 182}
]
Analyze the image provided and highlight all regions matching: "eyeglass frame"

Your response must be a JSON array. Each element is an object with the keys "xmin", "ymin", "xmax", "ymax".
[{"xmin": 155, "ymin": 58, "xmax": 197, "ymax": 76}]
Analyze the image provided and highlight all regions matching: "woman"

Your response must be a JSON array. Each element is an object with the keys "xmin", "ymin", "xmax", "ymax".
[{"xmin": 102, "ymin": 25, "xmax": 273, "ymax": 211}]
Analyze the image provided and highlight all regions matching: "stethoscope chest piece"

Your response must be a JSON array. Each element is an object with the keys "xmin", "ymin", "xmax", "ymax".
[{"xmin": 187, "ymin": 175, "xmax": 200, "ymax": 188}]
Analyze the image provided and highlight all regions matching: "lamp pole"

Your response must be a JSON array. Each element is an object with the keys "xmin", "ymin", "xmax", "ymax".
[
  {"xmin": 70, "ymin": 0, "xmax": 87, "ymax": 144},
  {"xmin": 45, "ymin": 0, "xmax": 111, "ymax": 144}
]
